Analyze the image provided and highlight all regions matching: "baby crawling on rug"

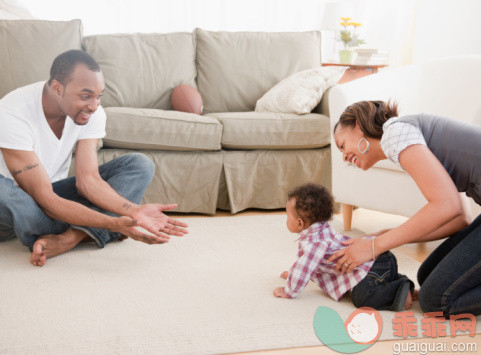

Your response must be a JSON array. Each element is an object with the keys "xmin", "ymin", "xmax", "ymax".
[{"xmin": 273, "ymin": 183, "xmax": 418, "ymax": 311}]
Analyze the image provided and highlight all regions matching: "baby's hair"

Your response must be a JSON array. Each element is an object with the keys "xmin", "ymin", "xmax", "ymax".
[{"xmin": 288, "ymin": 183, "xmax": 334, "ymax": 225}]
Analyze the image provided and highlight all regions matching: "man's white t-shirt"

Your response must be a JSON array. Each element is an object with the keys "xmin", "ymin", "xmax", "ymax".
[{"xmin": 0, "ymin": 81, "xmax": 106, "ymax": 182}]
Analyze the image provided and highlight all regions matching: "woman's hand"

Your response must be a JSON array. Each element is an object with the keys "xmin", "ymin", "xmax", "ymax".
[{"xmin": 327, "ymin": 237, "xmax": 374, "ymax": 273}]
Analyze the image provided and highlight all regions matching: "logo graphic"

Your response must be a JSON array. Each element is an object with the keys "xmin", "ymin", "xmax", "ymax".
[
  {"xmin": 345, "ymin": 308, "xmax": 382, "ymax": 344},
  {"xmin": 314, "ymin": 306, "xmax": 383, "ymax": 353}
]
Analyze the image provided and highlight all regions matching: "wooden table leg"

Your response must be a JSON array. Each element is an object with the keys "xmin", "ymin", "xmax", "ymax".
[{"xmin": 342, "ymin": 204, "xmax": 353, "ymax": 231}]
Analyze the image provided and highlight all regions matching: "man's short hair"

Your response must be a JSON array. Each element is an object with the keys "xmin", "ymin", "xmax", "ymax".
[
  {"xmin": 48, "ymin": 49, "xmax": 100, "ymax": 86},
  {"xmin": 288, "ymin": 183, "xmax": 334, "ymax": 224}
]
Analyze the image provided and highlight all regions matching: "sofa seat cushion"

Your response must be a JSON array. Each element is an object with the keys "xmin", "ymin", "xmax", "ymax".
[
  {"xmin": 0, "ymin": 19, "xmax": 82, "ymax": 99},
  {"xmin": 103, "ymin": 107, "xmax": 222, "ymax": 151},
  {"xmin": 83, "ymin": 32, "xmax": 196, "ymax": 110},
  {"xmin": 207, "ymin": 112, "xmax": 330, "ymax": 149}
]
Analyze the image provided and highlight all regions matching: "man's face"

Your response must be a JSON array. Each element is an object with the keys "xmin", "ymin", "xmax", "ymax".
[{"xmin": 56, "ymin": 64, "xmax": 105, "ymax": 125}]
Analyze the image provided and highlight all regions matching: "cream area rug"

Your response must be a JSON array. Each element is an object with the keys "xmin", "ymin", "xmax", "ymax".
[{"xmin": 0, "ymin": 214, "xmax": 479, "ymax": 354}]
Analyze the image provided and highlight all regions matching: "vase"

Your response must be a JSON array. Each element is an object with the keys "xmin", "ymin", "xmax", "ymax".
[{"xmin": 339, "ymin": 49, "xmax": 354, "ymax": 64}]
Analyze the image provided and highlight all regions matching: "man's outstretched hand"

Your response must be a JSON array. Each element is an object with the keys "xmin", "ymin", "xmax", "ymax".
[
  {"xmin": 132, "ymin": 203, "xmax": 188, "ymax": 240},
  {"xmin": 113, "ymin": 204, "xmax": 188, "ymax": 244},
  {"xmin": 113, "ymin": 216, "xmax": 167, "ymax": 244}
]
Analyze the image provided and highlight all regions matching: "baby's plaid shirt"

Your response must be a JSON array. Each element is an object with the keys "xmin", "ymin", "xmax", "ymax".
[{"xmin": 284, "ymin": 222, "xmax": 375, "ymax": 300}]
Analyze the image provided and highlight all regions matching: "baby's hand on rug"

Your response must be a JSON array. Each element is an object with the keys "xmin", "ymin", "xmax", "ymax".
[
  {"xmin": 280, "ymin": 271, "xmax": 289, "ymax": 279},
  {"xmin": 273, "ymin": 287, "xmax": 290, "ymax": 298}
]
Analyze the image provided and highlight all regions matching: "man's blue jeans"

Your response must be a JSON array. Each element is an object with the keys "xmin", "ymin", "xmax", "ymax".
[
  {"xmin": 0, "ymin": 153, "xmax": 155, "ymax": 249},
  {"xmin": 418, "ymin": 213, "xmax": 481, "ymax": 316}
]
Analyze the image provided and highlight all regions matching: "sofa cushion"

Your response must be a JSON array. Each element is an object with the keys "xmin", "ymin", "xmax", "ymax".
[
  {"xmin": 103, "ymin": 107, "xmax": 222, "ymax": 151},
  {"xmin": 207, "ymin": 112, "xmax": 330, "ymax": 149},
  {"xmin": 195, "ymin": 28, "xmax": 322, "ymax": 113},
  {"xmin": 0, "ymin": 19, "xmax": 82, "ymax": 99},
  {"xmin": 83, "ymin": 33, "xmax": 197, "ymax": 110},
  {"xmin": 255, "ymin": 66, "xmax": 347, "ymax": 114}
]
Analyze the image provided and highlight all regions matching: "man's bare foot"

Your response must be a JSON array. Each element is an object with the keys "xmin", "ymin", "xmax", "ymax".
[
  {"xmin": 30, "ymin": 228, "xmax": 88, "ymax": 267},
  {"xmin": 404, "ymin": 292, "xmax": 413, "ymax": 310}
]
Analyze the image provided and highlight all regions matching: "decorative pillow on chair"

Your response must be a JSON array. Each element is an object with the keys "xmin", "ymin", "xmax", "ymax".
[{"xmin": 255, "ymin": 66, "xmax": 347, "ymax": 114}]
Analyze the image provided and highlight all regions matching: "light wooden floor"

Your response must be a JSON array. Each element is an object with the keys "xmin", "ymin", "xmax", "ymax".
[{"xmin": 175, "ymin": 208, "xmax": 481, "ymax": 355}]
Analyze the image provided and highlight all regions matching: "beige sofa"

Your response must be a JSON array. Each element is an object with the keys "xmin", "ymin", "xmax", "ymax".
[{"xmin": 0, "ymin": 19, "xmax": 333, "ymax": 214}]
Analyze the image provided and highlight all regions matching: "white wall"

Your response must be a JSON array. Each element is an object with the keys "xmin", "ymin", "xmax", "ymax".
[
  {"xmin": 412, "ymin": 0, "xmax": 481, "ymax": 63},
  {"xmin": 353, "ymin": 0, "xmax": 417, "ymax": 67},
  {"xmin": 16, "ymin": 0, "xmax": 418, "ymax": 66},
  {"xmin": 20, "ymin": 0, "xmax": 327, "ymax": 34}
]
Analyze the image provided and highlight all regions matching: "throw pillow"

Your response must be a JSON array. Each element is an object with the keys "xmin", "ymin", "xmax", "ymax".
[{"xmin": 255, "ymin": 66, "xmax": 347, "ymax": 114}]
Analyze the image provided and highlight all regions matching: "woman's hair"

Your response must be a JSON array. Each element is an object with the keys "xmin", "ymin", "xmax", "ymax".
[
  {"xmin": 333, "ymin": 100, "xmax": 399, "ymax": 139},
  {"xmin": 288, "ymin": 183, "xmax": 334, "ymax": 224}
]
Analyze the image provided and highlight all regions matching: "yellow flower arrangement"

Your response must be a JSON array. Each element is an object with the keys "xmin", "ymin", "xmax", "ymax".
[{"xmin": 338, "ymin": 17, "xmax": 365, "ymax": 49}]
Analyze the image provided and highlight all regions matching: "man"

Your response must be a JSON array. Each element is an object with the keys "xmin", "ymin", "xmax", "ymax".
[{"xmin": 0, "ymin": 49, "xmax": 188, "ymax": 267}]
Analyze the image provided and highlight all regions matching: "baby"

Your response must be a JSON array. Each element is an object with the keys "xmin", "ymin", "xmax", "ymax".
[{"xmin": 273, "ymin": 183, "xmax": 416, "ymax": 311}]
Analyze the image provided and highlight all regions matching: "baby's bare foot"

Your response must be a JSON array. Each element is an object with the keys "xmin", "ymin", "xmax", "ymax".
[
  {"xmin": 412, "ymin": 289, "xmax": 419, "ymax": 301},
  {"xmin": 404, "ymin": 292, "xmax": 413, "ymax": 310},
  {"xmin": 280, "ymin": 271, "xmax": 288, "ymax": 279},
  {"xmin": 30, "ymin": 228, "xmax": 88, "ymax": 267}
]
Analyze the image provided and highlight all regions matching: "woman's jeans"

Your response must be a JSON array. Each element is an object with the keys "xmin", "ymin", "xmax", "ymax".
[
  {"xmin": 418, "ymin": 213, "xmax": 481, "ymax": 316},
  {"xmin": 351, "ymin": 251, "xmax": 414, "ymax": 312},
  {"xmin": 0, "ymin": 153, "xmax": 155, "ymax": 249}
]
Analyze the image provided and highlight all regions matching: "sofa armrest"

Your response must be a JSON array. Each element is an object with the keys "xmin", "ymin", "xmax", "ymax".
[
  {"xmin": 328, "ymin": 64, "xmax": 423, "ymax": 128},
  {"xmin": 312, "ymin": 87, "xmax": 331, "ymax": 116}
]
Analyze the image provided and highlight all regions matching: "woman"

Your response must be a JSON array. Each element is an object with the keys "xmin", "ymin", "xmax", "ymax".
[{"xmin": 329, "ymin": 100, "xmax": 481, "ymax": 316}]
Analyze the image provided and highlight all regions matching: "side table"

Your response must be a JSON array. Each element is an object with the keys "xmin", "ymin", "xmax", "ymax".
[{"xmin": 322, "ymin": 62, "xmax": 388, "ymax": 84}]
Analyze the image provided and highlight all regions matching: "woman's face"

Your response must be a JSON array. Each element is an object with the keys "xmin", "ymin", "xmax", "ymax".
[{"xmin": 333, "ymin": 124, "xmax": 379, "ymax": 171}]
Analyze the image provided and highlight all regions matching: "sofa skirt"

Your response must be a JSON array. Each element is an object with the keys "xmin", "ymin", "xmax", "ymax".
[
  {"xmin": 71, "ymin": 147, "xmax": 331, "ymax": 215},
  {"xmin": 218, "ymin": 148, "xmax": 332, "ymax": 213},
  {"xmin": 94, "ymin": 149, "xmax": 223, "ymax": 214}
]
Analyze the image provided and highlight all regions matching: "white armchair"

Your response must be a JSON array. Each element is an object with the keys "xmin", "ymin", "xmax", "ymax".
[{"xmin": 328, "ymin": 55, "xmax": 481, "ymax": 230}]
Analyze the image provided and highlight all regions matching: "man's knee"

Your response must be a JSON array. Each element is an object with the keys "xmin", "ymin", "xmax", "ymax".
[
  {"xmin": 0, "ymin": 177, "xmax": 47, "ymax": 225},
  {"xmin": 122, "ymin": 153, "xmax": 155, "ymax": 180},
  {"xmin": 0, "ymin": 224, "xmax": 16, "ymax": 242}
]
